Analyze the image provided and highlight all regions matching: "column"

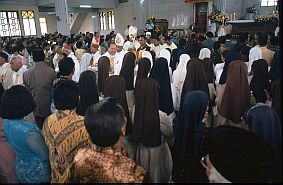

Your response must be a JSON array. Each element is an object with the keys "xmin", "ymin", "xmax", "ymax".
[
  {"xmin": 92, "ymin": 10, "xmax": 99, "ymax": 33},
  {"xmin": 55, "ymin": 0, "xmax": 70, "ymax": 36},
  {"xmin": 134, "ymin": 0, "xmax": 145, "ymax": 34}
]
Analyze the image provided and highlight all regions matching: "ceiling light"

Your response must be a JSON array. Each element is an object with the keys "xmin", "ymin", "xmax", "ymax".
[
  {"xmin": 47, "ymin": 12, "xmax": 56, "ymax": 15},
  {"xmin": 80, "ymin": 5, "xmax": 91, "ymax": 8}
]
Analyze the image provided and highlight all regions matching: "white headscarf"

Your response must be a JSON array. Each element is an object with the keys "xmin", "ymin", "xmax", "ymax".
[
  {"xmin": 159, "ymin": 48, "xmax": 171, "ymax": 67},
  {"xmin": 80, "ymin": 53, "xmax": 92, "ymax": 73},
  {"xmin": 141, "ymin": 51, "xmax": 153, "ymax": 68},
  {"xmin": 199, "ymin": 48, "xmax": 211, "ymax": 60}
]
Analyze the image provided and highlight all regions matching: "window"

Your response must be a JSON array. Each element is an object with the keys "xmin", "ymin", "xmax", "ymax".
[
  {"xmin": 21, "ymin": 10, "xmax": 36, "ymax": 36},
  {"xmin": 99, "ymin": 12, "xmax": 107, "ymax": 31},
  {"xmin": 108, "ymin": 11, "xmax": 115, "ymax": 30},
  {"xmin": 261, "ymin": 0, "xmax": 277, "ymax": 6},
  {"xmin": 0, "ymin": 11, "xmax": 21, "ymax": 36},
  {"xmin": 39, "ymin": 17, "xmax": 48, "ymax": 35}
]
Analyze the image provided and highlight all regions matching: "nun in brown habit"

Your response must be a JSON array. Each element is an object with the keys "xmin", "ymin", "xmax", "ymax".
[
  {"xmin": 217, "ymin": 60, "xmax": 251, "ymax": 129},
  {"xmin": 180, "ymin": 58, "xmax": 209, "ymax": 107},
  {"xmin": 98, "ymin": 56, "xmax": 110, "ymax": 96},
  {"xmin": 104, "ymin": 75, "xmax": 132, "ymax": 136},
  {"xmin": 132, "ymin": 78, "xmax": 173, "ymax": 183},
  {"xmin": 134, "ymin": 57, "xmax": 151, "ymax": 87},
  {"xmin": 120, "ymin": 52, "xmax": 136, "ymax": 117}
]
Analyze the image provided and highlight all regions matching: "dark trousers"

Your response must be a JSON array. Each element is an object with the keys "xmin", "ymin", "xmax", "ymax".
[{"xmin": 34, "ymin": 116, "xmax": 47, "ymax": 130}]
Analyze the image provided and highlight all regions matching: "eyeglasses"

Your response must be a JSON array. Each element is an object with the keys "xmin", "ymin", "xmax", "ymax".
[{"xmin": 200, "ymin": 155, "xmax": 208, "ymax": 169}]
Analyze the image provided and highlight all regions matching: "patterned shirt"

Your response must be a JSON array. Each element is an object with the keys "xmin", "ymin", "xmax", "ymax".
[
  {"xmin": 42, "ymin": 110, "xmax": 91, "ymax": 183},
  {"xmin": 70, "ymin": 144, "xmax": 149, "ymax": 183}
]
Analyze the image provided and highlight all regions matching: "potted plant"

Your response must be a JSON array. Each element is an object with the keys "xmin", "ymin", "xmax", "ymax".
[{"xmin": 246, "ymin": 3, "xmax": 259, "ymax": 19}]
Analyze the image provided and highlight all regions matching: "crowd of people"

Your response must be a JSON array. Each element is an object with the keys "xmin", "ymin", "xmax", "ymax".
[{"xmin": 0, "ymin": 26, "xmax": 281, "ymax": 183}]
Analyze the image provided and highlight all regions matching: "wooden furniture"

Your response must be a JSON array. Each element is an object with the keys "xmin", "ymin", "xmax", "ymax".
[
  {"xmin": 226, "ymin": 20, "xmax": 277, "ymax": 34},
  {"xmin": 154, "ymin": 19, "xmax": 169, "ymax": 34}
]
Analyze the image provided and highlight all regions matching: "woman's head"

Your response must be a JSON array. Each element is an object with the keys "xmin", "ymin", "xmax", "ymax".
[{"xmin": 1, "ymin": 85, "xmax": 35, "ymax": 119}]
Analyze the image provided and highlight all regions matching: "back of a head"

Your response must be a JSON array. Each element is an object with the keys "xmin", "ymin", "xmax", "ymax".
[
  {"xmin": 1, "ymin": 85, "xmax": 35, "ymax": 119},
  {"xmin": 206, "ymin": 31, "xmax": 214, "ymax": 38},
  {"xmin": 270, "ymin": 36, "xmax": 279, "ymax": 46},
  {"xmin": 225, "ymin": 34, "xmax": 232, "ymax": 40},
  {"xmin": 207, "ymin": 125, "xmax": 276, "ymax": 183},
  {"xmin": 137, "ymin": 58, "xmax": 151, "ymax": 81},
  {"xmin": 213, "ymin": 41, "xmax": 221, "ymax": 50},
  {"xmin": 164, "ymin": 35, "xmax": 171, "ymax": 41},
  {"xmin": 59, "ymin": 57, "xmax": 75, "ymax": 76},
  {"xmin": 53, "ymin": 80, "xmax": 79, "ymax": 110},
  {"xmin": 32, "ymin": 48, "xmax": 45, "ymax": 62},
  {"xmin": 179, "ymin": 38, "xmax": 187, "ymax": 47},
  {"xmin": 258, "ymin": 32, "xmax": 268, "ymax": 46},
  {"xmin": 0, "ymin": 52, "xmax": 8, "ymax": 63},
  {"xmin": 76, "ymin": 41, "xmax": 83, "ymax": 49},
  {"xmin": 84, "ymin": 97, "xmax": 125, "ymax": 147},
  {"xmin": 218, "ymin": 36, "xmax": 226, "ymax": 44}
]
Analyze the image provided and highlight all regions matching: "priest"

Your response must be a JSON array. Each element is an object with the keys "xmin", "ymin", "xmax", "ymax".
[{"xmin": 114, "ymin": 33, "xmax": 128, "ymax": 75}]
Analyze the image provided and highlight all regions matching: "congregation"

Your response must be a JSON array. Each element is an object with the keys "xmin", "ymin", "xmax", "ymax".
[{"xmin": 0, "ymin": 27, "xmax": 281, "ymax": 183}]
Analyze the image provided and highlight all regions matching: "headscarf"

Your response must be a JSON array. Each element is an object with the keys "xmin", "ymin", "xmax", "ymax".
[
  {"xmin": 181, "ymin": 58, "xmax": 209, "ymax": 105},
  {"xmin": 172, "ymin": 54, "xmax": 190, "ymax": 93},
  {"xmin": 219, "ymin": 60, "xmax": 250, "ymax": 123},
  {"xmin": 77, "ymin": 70, "xmax": 99, "ymax": 116},
  {"xmin": 104, "ymin": 75, "xmax": 132, "ymax": 135},
  {"xmin": 136, "ymin": 58, "xmax": 151, "ymax": 82},
  {"xmin": 141, "ymin": 51, "xmax": 153, "ymax": 68},
  {"xmin": 174, "ymin": 90, "xmax": 208, "ymax": 161},
  {"xmin": 80, "ymin": 53, "xmax": 92, "ymax": 73},
  {"xmin": 119, "ymin": 52, "xmax": 136, "ymax": 90},
  {"xmin": 98, "ymin": 56, "xmax": 110, "ymax": 95},
  {"xmin": 149, "ymin": 57, "xmax": 174, "ymax": 115},
  {"xmin": 219, "ymin": 50, "xmax": 241, "ymax": 85},
  {"xmin": 159, "ymin": 48, "xmax": 171, "ymax": 67},
  {"xmin": 250, "ymin": 59, "xmax": 269, "ymax": 103},
  {"xmin": 199, "ymin": 48, "xmax": 211, "ymax": 60},
  {"xmin": 246, "ymin": 104, "xmax": 281, "ymax": 157},
  {"xmin": 133, "ymin": 78, "xmax": 161, "ymax": 147},
  {"xmin": 201, "ymin": 58, "xmax": 214, "ymax": 83},
  {"xmin": 207, "ymin": 126, "xmax": 276, "ymax": 183}
]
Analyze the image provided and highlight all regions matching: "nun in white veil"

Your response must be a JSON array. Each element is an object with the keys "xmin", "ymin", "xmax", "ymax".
[
  {"xmin": 80, "ymin": 53, "xmax": 92, "ymax": 73},
  {"xmin": 172, "ymin": 54, "xmax": 191, "ymax": 111},
  {"xmin": 159, "ymin": 49, "xmax": 173, "ymax": 83},
  {"xmin": 142, "ymin": 51, "xmax": 153, "ymax": 68},
  {"xmin": 199, "ymin": 48, "xmax": 211, "ymax": 60}
]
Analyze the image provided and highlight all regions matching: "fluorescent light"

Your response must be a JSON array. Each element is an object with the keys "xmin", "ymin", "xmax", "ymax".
[
  {"xmin": 92, "ymin": 16, "xmax": 96, "ymax": 18},
  {"xmin": 47, "ymin": 12, "xmax": 56, "ymax": 15},
  {"xmin": 80, "ymin": 5, "xmax": 91, "ymax": 8}
]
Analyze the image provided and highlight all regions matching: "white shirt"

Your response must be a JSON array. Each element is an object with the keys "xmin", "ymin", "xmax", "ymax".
[
  {"xmin": 114, "ymin": 50, "xmax": 128, "ymax": 75},
  {"xmin": 0, "ymin": 63, "xmax": 10, "ymax": 77},
  {"xmin": 163, "ymin": 42, "xmax": 177, "ymax": 51},
  {"xmin": 53, "ymin": 53, "xmax": 58, "ymax": 69},
  {"xmin": 150, "ymin": 44, "xmax": 164, "ymax": 58},
  {"xmin": 92, "ymin": 51, "xmax": 101, "ymax": 72},
  {"xmin": 248, "ymin": 45, "xmax": 262, "ymax": 73},
  {"xmin": 12, "ymin": 66, "xmax": 26, "ymax": 87},
  {"xmin": 68, "ymin": 52, "xmax": 80, "ymax": 82}
]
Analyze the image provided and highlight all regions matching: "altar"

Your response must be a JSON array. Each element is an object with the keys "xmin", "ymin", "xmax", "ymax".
[{"xmin": 226, "ymin": 20, "xmax": 277, "ymax": 34}]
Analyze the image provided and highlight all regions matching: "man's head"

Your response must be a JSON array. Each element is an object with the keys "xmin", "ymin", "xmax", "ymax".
[
  {"xmin": 0, "ymin": 52, "xmax": 8, "ymax": 65},
  {"xmin": 138, "ymin": 35, "xmax": 147, "ymax": 47},
  {"xmin": 204, "ymin": 126, "xmax": 276, "ymax": 183},
  {"xmin": 108, "ymin": 42, "xmax": 117, "ymax": 56},
  {"xmin": 206, "ymin": 31, "xmax": 214, "ymax": 39},
  {"xmin": 58, "ymin": 57, "xmax": 75, "ymax": 77},
  {"xmin": 151, "ymin": 34, "xmax": 160, "ymax": 47},
  {"xmin": 164, "ymin": 35, "xmax": 172, "ymax": 46},
  {"xmin": 76, "ymin": 41, "xmax": 83, "ymax": 49},
  {"xmin": 53, "ymin": 80, "xmax": 79, "ymax": 110},
  {"xmin": 116, "ymin": 45, "xmax": 123, "ymax": 52},
  {"xmin": 90, "ymin": 43, "xmax": 99, "ymax": 54},
  {"xmin": 42, "ymin": 42, "xmax": 51, "ymax": 51},
  {"xmin": 10, "ymin": 55, "xmax": 23, "ymax": 72},
  {"xmin": 258, "ymin": 32, "xmax": 268, "ymax": 46},
  {"xmin": 84, "ymin": 97, "xmax": 126, "ymax": 147},
  {"xmin": 32, "ymin": 48, "xmax": 45, "ymax": 62}
]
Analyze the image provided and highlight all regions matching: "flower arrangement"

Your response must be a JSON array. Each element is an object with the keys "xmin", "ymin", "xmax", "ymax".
[
  {"xmin": 209, "ymin": 10, "xmax": 229, "ymax": 25},
  {"xmin": 253, "ymin": 11, "xmax": 279, "ymax": 24},
  {"xmin": 246, "ymin": 3, "xmax": 258, "ymax": 14}
]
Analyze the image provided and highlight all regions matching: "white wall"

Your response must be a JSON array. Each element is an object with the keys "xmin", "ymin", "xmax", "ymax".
[
  {"xmin": 39, "ymin": 13, "xmax": 56, "ymax": 34},
  {"xmin": 78, "ymin": 13, "xmax": 95, "ymax": 33},
  {"xmin": 0, "ymin": 5, "xmax": 42, "ymax": 37}
]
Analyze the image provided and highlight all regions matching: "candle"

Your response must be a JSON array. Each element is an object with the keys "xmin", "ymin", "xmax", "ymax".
[
  {"xmin": 234, "ymin": 13, "xmax": 236, "ymax": 20},
  {"xmin": 231, "ymin": 13, "xmax": 233, "ymax": 20}
]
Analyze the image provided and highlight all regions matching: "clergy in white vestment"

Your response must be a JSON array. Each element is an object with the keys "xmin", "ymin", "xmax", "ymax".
[
  {"xmin": 102, "ymin": 41, "xmax": 117, "ymax": 75},
  {"xmin": 163, "ymin": 35, "xmax": 177, "ymax": 51},
  {"xmin": 89, "ymin": 36, "xmax": 101, "ymax": 73},
  {"xmin": 150, "ymin": 34, "xmax": 164, "ymax": 58},
  {"xmin": 62, "ymin": 47, "xmax": 80, "ymax": 82},
  {"xmin": 199, "ymin": 48, "xmax": 211, "ymax": 60},
  {"xmin": 114, "ymin": 33, "xmax": 128, "ymax": 75}
]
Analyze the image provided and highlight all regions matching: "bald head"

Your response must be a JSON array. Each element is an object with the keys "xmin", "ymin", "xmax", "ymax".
[{"xmin": 10, "ymin": 55, "xmax": 23, "ymax": 72}]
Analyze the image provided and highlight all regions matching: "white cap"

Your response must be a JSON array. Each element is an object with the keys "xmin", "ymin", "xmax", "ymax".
[
  {"xmin": 129, "ymin": 26, "xmax": 137, "ymax": 39},
  {"xmin": 115, "ymin": 33, "xmax": 125, "ymax": 47}
]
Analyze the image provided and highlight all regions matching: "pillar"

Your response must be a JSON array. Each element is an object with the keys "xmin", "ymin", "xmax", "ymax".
[
  {"xmin": 92, "ymin": 10, "xmax": 99, "ymax": 33},
  {"xmin": 55, "ymin": 0, "xmax": 70, "ymax": 36}
]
